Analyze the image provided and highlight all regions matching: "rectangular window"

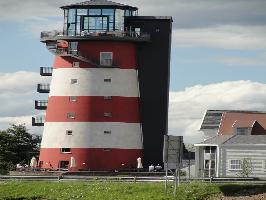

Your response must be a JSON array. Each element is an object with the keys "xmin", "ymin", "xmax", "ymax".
[
  {"xmin": 66, "ymin": 130, "xmax": 73, "ymax": 136},
  {"xmin": 73, "ymin": 62, "xmax": 80, "ymax": 68},
  {"xmin": 204, "ymin": 160, "xmax": 215, "ymax": 169},
  {"xmin": 104, "ymin": 112, "xmax": 112, "ymax": 117},
  {"xmin": 104, "ymin": 96, "xmax": 112, "ymax": 100},
  {"xmin": 103, "ymin": 148, "xmax": 111, "ymax": 152},
  {"xmin": 69, "ymin": 42, "xmax": 78, "ymax": 55},
  {"xmin": 59, "ymin": 161, "xmax": 69, "ymax": 169},
  {"xmin": 229, "ymin": 160, "xmax": 241, "ymax": 170},
  {"xmin": 236, "ymin": 128, "xmax": 248, "ymax": 135},
  {"xmin": 61, "ymin": 148, "xmax": 71, "ymax": 153},
  {"xmin": 71, "ymin": 79, "xmax": 78, "ymax": 84},
  {"xmin": 204, "ymin": 146, "xmax": 216, "ymax": 153},
  {"xmin": 100, "ymin": 52, "xmax": 113, "ymax": 66},
  {"xmin": 67, "ymin": 112, "xmax": 76, "ymax": 119},
  {"xmin": 104, "ymin": 130, "xmax": 112, "ymax": 134},
  {"xmin": 104, "ymin": 78, "xmax": 111, "ymax": 83},
  {"xmin": 69, "ymin": 96, "xmax": 77, "ymax": 102}
]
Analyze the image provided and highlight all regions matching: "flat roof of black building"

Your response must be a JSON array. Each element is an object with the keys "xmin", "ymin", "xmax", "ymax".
[
  {"xmin": 126, "ymin": 16, "xmax": 173, "ymax": 21},
  {"xmin": 61, "ymin": 0, "xmax": 138, "ymax": 10}
]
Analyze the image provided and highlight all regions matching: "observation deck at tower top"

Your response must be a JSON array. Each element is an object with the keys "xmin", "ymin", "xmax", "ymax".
[{"xmin": 40, "ymin": 0, "xmax": 151, "ymax": 43}]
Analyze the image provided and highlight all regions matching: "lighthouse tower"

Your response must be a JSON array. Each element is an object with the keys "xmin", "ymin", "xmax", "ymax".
[{"xmin": 34, "ymin": 0, "xmax": 172, "ymax": 171}]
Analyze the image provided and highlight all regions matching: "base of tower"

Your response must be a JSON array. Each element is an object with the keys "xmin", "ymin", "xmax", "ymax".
[{"xmin": 39, "ymin": 148, "xmax": 143, "ymax": 171}]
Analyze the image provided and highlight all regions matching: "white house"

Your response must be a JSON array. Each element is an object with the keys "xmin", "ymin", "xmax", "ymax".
[
  {"xmin": 195, "ymin": 135, "xmax": 266, "ymax": 178},
  {"xmin": 195, "ymin": 110, "xmax": 266, "ymax": 178}
]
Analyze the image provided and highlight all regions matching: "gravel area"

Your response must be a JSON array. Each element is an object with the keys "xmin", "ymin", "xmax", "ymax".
[
  {"xmin": 217, "ymin": 193, "xmax": 266, "ymax": 200},
  {"xmin": 213, "ymin": 188, "xmax": 266, "ymax": 200}
]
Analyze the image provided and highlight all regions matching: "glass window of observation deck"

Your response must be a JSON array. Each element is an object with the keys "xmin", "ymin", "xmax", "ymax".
[{"xmin": 64, "ymin": 8, "xmax": 136, "ymax": 35}]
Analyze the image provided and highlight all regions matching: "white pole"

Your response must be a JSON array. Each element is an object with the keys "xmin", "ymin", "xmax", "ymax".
[{"xmin": 165, "ymin": 163, "xmax": 168, "ymax": 194}]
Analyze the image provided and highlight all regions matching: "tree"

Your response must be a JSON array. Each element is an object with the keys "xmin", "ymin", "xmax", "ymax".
[
  {"xmin": 238, "ymin": 158, "xmax": 253, "ymax": 177},
  {"xmin": 0, "ymin": 124, "xmax": 41, "ymax": 172}
]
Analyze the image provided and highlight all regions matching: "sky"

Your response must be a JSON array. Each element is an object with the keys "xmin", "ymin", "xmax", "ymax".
[{"xmin": 1, "ymin": 0, "xmax": 266, "ymax": 143}]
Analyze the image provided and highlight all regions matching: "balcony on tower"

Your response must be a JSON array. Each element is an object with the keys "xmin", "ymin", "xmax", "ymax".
[
  {"xmin": 32, "ymin": 116, "xmax": 45, "ymax": 126},
  {"xmin": 40, "ymin": 67, "xmax": 53, "ymax": 76},
  {"xmin": 35, "ymin": 100, "xmax": 48, "ymax": 110},
  {"xmin": 37, "ymin": 83, "xmax": 50, "ymax": 93},
  {"xmin": 40, "ymin": 0, "xmax": 150, "ymax": 43}
]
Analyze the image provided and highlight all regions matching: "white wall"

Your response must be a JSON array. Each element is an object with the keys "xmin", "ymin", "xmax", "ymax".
[
  {"xmin": 49, "ymin": 68, "xmax": 139, "ymax": 97},
  {"xmin": 220, "ymin": 145, "xmax": 266, "ymax": 177},
  {"xmin": 41, "ymin": 122, "xmax": 143, "ymax": 149}
]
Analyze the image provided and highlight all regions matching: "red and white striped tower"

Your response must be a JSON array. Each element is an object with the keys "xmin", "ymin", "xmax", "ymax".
[
  {"xmin": 37, "ymin": 1, "xmax": 145, "ymax": 171},
  {"xmin": 39, "ymin": 40, "xmax": 143, "ymax": 171}
]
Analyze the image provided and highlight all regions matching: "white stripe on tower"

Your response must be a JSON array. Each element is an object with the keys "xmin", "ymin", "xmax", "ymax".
[
  {"xmin": 41, "ymin": 122, "xmax": 143, "ymax": 149},
  {"xmin": 49, "ymin": 68, "xmax": 139, "ymax": 97}
]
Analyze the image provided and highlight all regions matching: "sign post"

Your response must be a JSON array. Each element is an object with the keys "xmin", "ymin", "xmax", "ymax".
[{"xmin": 163, "ymin": 135, "xmax": 183, "ymax": 196}]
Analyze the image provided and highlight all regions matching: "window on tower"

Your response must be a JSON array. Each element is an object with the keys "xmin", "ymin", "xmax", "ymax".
[
  {"xmin": 66, "ymin": 130, "xmax": 73, "ymax": 136},
  {"xmin": 61, "ymin": 148, "xmax": 71, "ymax": 153},
  {"xmin": 104, "ymin": 112, "xmax": 112, "ymax": 117},
  {"xmin": 69, "ymin": 96, "xmax": 77, "ymax": 102},
  {"xmin": 73, "ymin": 62, "xmax": 80, "ymax": 68},
  {"xmin": 71, "ymin": 79, "xmax": 78, "ymax": 84},
  {"xmin": 100, "ymin": 52, "xmax": 113, "ymax": 66},
  {"xmin": 104, "ymin": 78, "xmax": 111, "ymax": 83},
  {"xmin": 67, "ymin": 112, "xmax": 76, "ymax": 119},
  {"xmin": 104, "ymin": 96, "xmax": 112, "ymax": 100},
  {"xmin": 104, "ymin": 130, "xmax": 112, "ymax": 134}
]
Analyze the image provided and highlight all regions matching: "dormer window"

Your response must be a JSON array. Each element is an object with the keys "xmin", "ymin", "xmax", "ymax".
[{"xmin": 236, "ymin": 128, "xmax": 249, "ymax": 135}]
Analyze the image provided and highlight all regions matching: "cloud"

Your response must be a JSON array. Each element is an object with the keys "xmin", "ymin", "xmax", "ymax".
[
  {"xmin": 172, "ymin": 25, "xmax": 266, "ymax": 50},
  {"xmin": 212, "ymin": 55, "xmax": 266, "ymax": 67},
  {"xmin": 0, "ymin": 71, "xmax": 48, "ymax": 135},
  {"xmin": 1, "ymin": 0, "xmax": 266, "ymax": 50},
  {"xmin": 0, "ymin": 0, "xmax": 74, "ymax": 21},
  {"xmin": 2, "ymin": 0, "xmax": 266, "ymax": 29},
  {"xmin": 130, "ymin": 0, "xmax": 266, "ymax": 29},
  {"xmin": 0, "ymin": 71, "xmax": 42, "ymax": 93},
  {"xmin": 0, "ymin": 115, "xmax": 43, "ymax": 135},
  {"xmin": 168, "ymin": 80, "xmax": 266, "ymax": 144}
]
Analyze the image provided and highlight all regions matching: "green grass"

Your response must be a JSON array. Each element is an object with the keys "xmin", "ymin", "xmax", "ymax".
[{"xmin": 0, "ymin": 181, "xmax": 265, "ymax": 200}]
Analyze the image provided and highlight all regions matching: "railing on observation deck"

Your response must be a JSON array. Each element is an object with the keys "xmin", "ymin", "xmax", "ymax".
[
  {"xmin": 40, "ymin": 30, "xmax": 150, "ymax": 41},
  {"xmin": 37, "ymin": 84, "xmax": 50, "ymax": 93},
  {"xmin": 32, "ymin": 116, "xmax": 45, "ymax": 126},
  {"xmin": 35, "ymin": 100, "xmax": 48, "ymax": 110},
  {"xmin": 40, "ymin": 67, "xmax": 53, "ymax": 76}
]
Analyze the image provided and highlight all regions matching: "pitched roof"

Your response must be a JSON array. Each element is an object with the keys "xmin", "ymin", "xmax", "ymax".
[
  {"xmin": 200, "ymin": 110, "xmax": 224, "ymax": 130},
  {"xmin": 195, "ymin": 135, "xmax": 233, "ymax": 146},
  {"xmin": 200, "ymin": 110, "xmax": 266, "ymax": 132},
  {"xmin": 218, "ymin": 112, "xmax": 266, "ymax": 135},
  {"xmin": 61, "ymin": 0, "xmax": 138, "ymax": 10},
  {"xmin": 232, "ymin": 120, "xmax": 257, "ymax": 128},
  {"xmin": 223, "ymin": 135, "xmax": 266, "ymax": 145}
]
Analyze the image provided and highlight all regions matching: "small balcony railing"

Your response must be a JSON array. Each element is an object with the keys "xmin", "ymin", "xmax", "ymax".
[
  {"xmin": 32, "ymin": 116, "xmax": 45, "ymax": 126},
  {"xmin": 41, "ymin": 30, "xmax": 63, "ymax": 40},
  {"xmin": 37, "ymin": 84, "xmax": 50, "ymax": 93},
  {"xmin": 40, "ymin": 30, "xmax": 150, "ymax": 41},
  {"xmin": 35, "ymin": 100, "xmax": 48, "ymax": 110},
  {"xmin": 40, "ymin": 67, "xmax": 53, "ymax": 76}
]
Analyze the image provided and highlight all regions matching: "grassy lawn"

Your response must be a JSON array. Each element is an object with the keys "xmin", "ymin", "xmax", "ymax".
[{"xmin": 0, "ymin": 181, "xmax": 265, "ymax": 200}]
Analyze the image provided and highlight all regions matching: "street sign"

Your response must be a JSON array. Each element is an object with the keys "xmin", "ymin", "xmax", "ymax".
[
  {"xmin": 163, "ymin": 135, "xmax": 183, "ymax": 196},
  {"xmin": 163, "ymin": 135, "xmax": 183, "ymax": 164}
]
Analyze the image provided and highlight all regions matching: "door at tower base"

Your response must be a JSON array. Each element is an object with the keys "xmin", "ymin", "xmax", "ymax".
[{"xmin": 39, "ymin": 148, "xmax": 142, "ymax": 171}]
